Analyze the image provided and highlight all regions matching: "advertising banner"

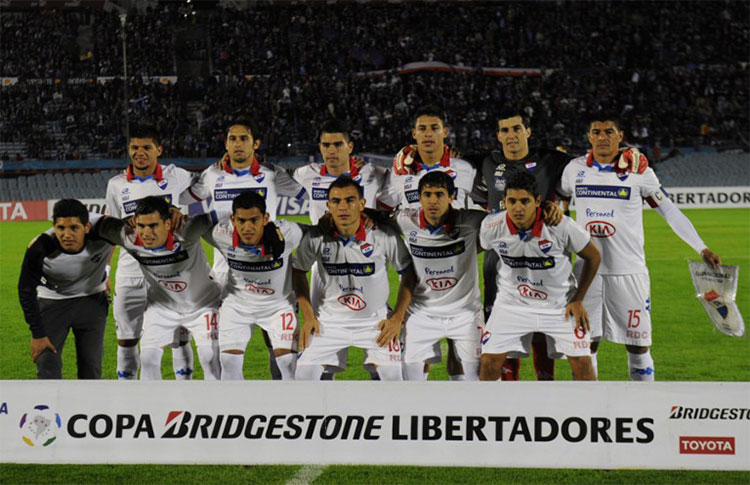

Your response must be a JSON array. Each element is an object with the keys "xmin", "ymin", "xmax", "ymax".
[
  {"xmin": 1, "ymin": 381, "xmax": 747, "ymax": 470},
  {"xmin": 0, "ymin": 201, "xmax": 48, "ymax": 221}
]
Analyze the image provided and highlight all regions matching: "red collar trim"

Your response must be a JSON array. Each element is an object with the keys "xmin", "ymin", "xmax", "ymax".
[
  {"xmin": 126, "ymin": 162, "xmax": 164, "ymax": 182},
  {"xmin": 414, "ymin": 146, "xmax": 451, "ymax": 172},
  {"xmin": 223, "ymin": 156, "xmax": 261, "ymax": 176},
  {"xmin": 333, "ymin": 216, "xmax": 367, "ymax": 242},
  {"xmin": 319, "ymin": 157, "xmax": 360, "ymax": 177},
  {"xmin": 506, "ymin": 208, "xmax": 544, "ymax": 238},
  {"xmin": 418, "ymin": 207, "xmax": 455, "ymax": 233},
  {"xmin": 586, "ymin": 151, "xmax": 594, "ymax": 167},
  {"xmin": 134, "ymin": 229, "xmax": 175, "ymax": 250}
]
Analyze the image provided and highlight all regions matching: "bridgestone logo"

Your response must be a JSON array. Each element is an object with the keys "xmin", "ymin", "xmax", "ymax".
[
  {"xmin": 322, "ymin": 263, "xmax": 376, "ymax": 276},
  {"xmin": 669, "ymin": 406, "xmax": 750, "ymax": 420},
  {"xmin": 500, "ymin": 255, "xmax": 555, "ymax": 270},
  {"xmin": 134, "ymin": 250, "xmax": 189, "ymax": 266},
  {"xmin": 228, "ymin": 258, "xmax": 283, "ymax": 272},
  {"xmin": 409, "ymin": 242, "xmax": 465, "ymax": 259},
  {"xmin": 679, "ymin": 436, "xmax": 735, "ymax": 455},
  {"xmin": 576, "ymin": 185, "xmax": 631, "ymax": 200}
]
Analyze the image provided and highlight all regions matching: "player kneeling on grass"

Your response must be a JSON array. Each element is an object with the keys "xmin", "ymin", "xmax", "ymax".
[
  {"xmin": 93, "ymin": 196, "xmax": 222, "ymax": 380},
  {"xmin": 202, "ymin": 190, "xmax": 305, "ymax": 380},
  {"xmin": 479, "ymin": 171, "xmax": 601, "ymax": 381},
  {"xmin": 19, "ymin": 199, "xmax": 112, "ymax": 379},
  {"xmin": 293, "ymin": 176, "xmax": 416, "ymax": 381},
  {"xmin": 391, "ymin": 171, "xmax": 486, "ymax": 380}
]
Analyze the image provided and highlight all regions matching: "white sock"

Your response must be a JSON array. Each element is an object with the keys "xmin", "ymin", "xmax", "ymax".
[
  {"xmin": 220, "ymin": 352, "xmax": 244, "ymax": 380},
  {"xmin": 376, "ymin": 365, "xmax": 403, "ymax": 381},
  {"xmin": 296, "ymin": 364, "xmax": 324, "ymax": 381},
  {"xmin": 117, "ymin": 345, "xmax": 140, "ymax": 380},
  {"xmin": 403, "ymin": 362, "xmax": 427, "ymax": 381},
  {"xmin": 275, "ymin": 353, "xmax": 297, "ymax": 380},
  {"xmin": 140, "ymin": 347, "xmax": 163, "ymax": 380},
  {"xmin": 590, "ymin": 352, "xmax": 599, "ymax": 379},
  {"xmin": 628, "ymin": 351, "xmax": 654, "ymax": 381},
  {"xmin": 449, "ymin": 374, "xmax": 466, "ymax": 381},
  {"xmin": 197, "ymin": 345, "xmax": 221, "ymax": 380},
  {"xmin": 172, "ymin": 344, "xmax": 194, "ymax": 380},
  {"xmin": 460, "ymin": 362, "xmax": 479, "ymax": 381}
]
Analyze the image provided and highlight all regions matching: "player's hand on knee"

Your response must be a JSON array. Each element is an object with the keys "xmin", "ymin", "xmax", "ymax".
[
  {"xmin": 701, "ymin": 248, "xmax": 722, "ymax": 269},
  {"xmin": 617, "ymin": 147, "xmax": 649, "ymax": 174},
  {"xmin": 300, "ymin": 318, "xmax": 320, "ymax": 351},
  {"xmin": 376, "ymin": 317, "xmax": 402, "ymax": 347},
  {"xmin": 542, "ymin": 201, "xmax": 563, "ymax": 226},
  {"xmin": 565, "ymin": 301, "xmax": 590, "ymax": 332},
  {"xmin": 393, "ymin": 144, "xmax": 417, "ymax": 175},
  {"xmin": 30, "ymin": 337, "xmax": 56, "ymax": 362}
]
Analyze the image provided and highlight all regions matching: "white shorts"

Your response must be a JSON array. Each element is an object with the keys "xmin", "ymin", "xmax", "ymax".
[
  {"xmin": 297, "ymin": 323, "xmax": 402, "ymax": 369},
  {"xmin": 402, "ymin": 311, "xmax": 482, "ymax": 364},
  {"xmin": 141, "ymin": 305, "xmax": 220, "ymax": 350},
  {"xmin": 113, "ymin": 275, "xmax": 147, "ymax": 340},
  {"xmin": 482, "ymin": 305, "xmax": 590, "ymax": 358},
  {"xmin": 219, "ymin": 303, "xmax": 298, "ymax": 352},
  {"xmin": 578, "ymin": 269, "xmax": 652, "ymax": 346}
]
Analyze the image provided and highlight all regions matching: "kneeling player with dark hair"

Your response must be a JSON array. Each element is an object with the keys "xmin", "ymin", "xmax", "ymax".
[
  {"xmin": 19, "ymin": 199, "xmax": 112, "ymax": 379},
  {"xmin": 479, "ymin": 172, "xmax": 601, "ymax": 381}
]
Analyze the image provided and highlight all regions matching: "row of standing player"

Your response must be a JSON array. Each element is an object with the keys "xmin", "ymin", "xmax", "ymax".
[{"xmin": 20, "ymin": 105, "xmax": 721, "ymax": 381}]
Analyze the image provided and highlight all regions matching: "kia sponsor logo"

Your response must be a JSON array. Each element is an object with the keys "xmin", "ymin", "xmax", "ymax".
[
  {"xmin": 244, "ymin": 284, "xmax": 275, "ymax": 295},
  {"xmin": 426, "ymin": 277, "xmax": 457, "ymax": 291},
  {"xmin": 517, "ymin": 284, "xmax": 548, "ymax": 300},
  {"xmin": 338, "ymin": 293, "xmax": 367, "ymax": 311},
  {"xmin": 679, "ymin": 436, "xmax": 735, "ymax": 455},
  {"xmin": 585, "ymin": 220, "xmax": 616, "ymax": 238},
  {"xmin": 669, "ymin": 406, "xmax": 750, "ymax": 420},
  {"xmin": 158, "ymin": 280, "xmax": 187, "ymax": 292}
]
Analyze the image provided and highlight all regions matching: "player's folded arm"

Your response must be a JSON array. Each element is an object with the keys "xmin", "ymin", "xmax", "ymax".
[{"xmin": 17, "ymin": 235, "xmax": 56, "ymax": 338}]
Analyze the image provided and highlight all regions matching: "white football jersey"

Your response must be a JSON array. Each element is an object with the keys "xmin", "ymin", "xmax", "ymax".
[
  {"xmin": 188, "ymin": 158, "xmax": 304, "ymax": 220},
  {"xmin": 95, "ymin": 213, "xmax": 221, "ymax": 313},
  {"xmin": 479, "ymin": 210, "xmax": 590, "ymax": 311},
  {"xmin": 292, "ymin": 160, "xmax": 387, "ymax": 223},
  {"xmin": 293, "ymin": 219, "xmax": 412, "ymax": 326},
  {"xmin": 105, "ymin": 163, "xmax": 196, "ymax": 277},
  {"xmin": 379, "ymin": 151, "xmax": 477, "ymax": 210},
  {"xmin": 395, "ymin": 208, "xmax": 484, "ymax": 316},
  {"xmin": 558, "ymin": 156, "xmax": 666, "ymax": 275},
  {"xmin": 205, "ymin": 219, "xmax": 304, "ymax": 312}
]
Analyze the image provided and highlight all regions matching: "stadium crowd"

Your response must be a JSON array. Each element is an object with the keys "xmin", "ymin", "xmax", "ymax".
[{"xmin": 1, "ymin": 1, "xmax": 748, "ymax": 160}]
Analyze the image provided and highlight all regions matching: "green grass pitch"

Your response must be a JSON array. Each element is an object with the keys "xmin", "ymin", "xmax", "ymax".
[{"xmin": 1, "ymin": 209, "xmax": 748, "ymax": 483}]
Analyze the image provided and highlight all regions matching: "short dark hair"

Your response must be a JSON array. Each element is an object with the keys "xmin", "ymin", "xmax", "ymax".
[
  {"xmin": 496, "ymin": 107, "xmax": 530, "ymax": 129},
  {"xmin": 587, "ymin": 112, "xmax": 622, "ymax": 131},
  {"xmin": 413, "ymin": 104, "xmax": 446, "ymax": 126},
  {"xmin": 320, "ymin": 119, "xmax": 350, "ymax": 142},
  {"xmin": 418, "ymin": 170, "xmax": 455, "ymax": 196},
  {"xmin": 129, "ymin": 124, "xmax": 161, "ymax": 146},
  {"xmin": 328, "ymin": 175, "xmax": 363, "ymax": 198},
  {"xmin": 134, "ymin": 196, "xmax": 171, "ymax": 221},
  {"xmin": 505, "ymin": 170, "xmax": 540, "ymax": 198},
  {"xmin": 227, "ymin": 117, "xmax": 259, "ymax": 140},
  {"xmin": 232, "ymin": 190, "xmax": 267, "ymax": 214},
  {"xmin": 52, "ymin": 199, "xmax": 88, "ymax": 225}
]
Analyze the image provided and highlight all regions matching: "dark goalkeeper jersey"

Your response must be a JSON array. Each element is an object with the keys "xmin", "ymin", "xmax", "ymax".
[{"xmin": 475, "ymin": 148, "xmax": 572, "ymax": 212}]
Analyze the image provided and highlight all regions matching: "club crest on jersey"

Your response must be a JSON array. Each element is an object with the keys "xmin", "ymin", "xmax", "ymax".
[
  {"xmin": 525, "ymin": 162, "xmax": 537, "ymax": 172},
  {"xmin": 538, "ymin": 239, "xmax": 552, "ymax": 253},
  {"xmin": 353, "ymin": 175, "xmax": 362, "ymax": 183},
  {"xmin": 444, "ymin": 169, "xmax": 458, "ymax": 180},
  {"xmin": 360, "ymin": 242, "xmax": 373, "ymax": 257},
  {"xmin": 157, "ymin": 179, "xmax": 168, "ymax": 190},
  {"xmin": 617, "ymin": 172, "xmax": 629, "ymax": 182},
  {"xmin": 253, "ymin": 173, "xmax": 266, "ymax": 183}
]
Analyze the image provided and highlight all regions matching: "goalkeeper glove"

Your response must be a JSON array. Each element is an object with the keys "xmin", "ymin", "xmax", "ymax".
[
  {"xmin": 392, "ymin": 144, "xmax": 417, "ymax": 175},
  {"xmin": 616, "ymin": 147, "xmax": 649, "ymax": 174},
  {"xmin": 261, "ymin": 223, "xmax": 285, "ymax": 259}
]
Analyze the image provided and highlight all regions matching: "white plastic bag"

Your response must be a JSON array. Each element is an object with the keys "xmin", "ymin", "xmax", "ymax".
[{"xmin": 689, "ymin": 261, "xmax": 745, "ymax": 337}]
